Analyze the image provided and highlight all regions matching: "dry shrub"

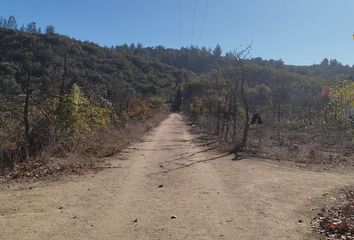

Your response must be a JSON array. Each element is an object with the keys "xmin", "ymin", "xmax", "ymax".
[
  {"xmin": 50, "ymin": 113, "xmax": 167, "ymax": 159},
  {"xmin": 197, "ymin": 115, "xmax": 218, "ymax": 132},
  {"xmin": 0, "ymin": 113, "xmax": 168, "ymax": 182}
]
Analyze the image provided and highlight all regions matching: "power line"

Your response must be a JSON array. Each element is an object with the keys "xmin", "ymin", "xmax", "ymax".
[
  {"xmin": 191, "ymin": 0, "xmax": 198, "ymax": 46},
  {"xmin": 199, "ymin": 0, "xmax": 209, "ymax": 45},
  {"xmin": 178, "ymin": 0, "xmax": 182, "ymax": 47}
]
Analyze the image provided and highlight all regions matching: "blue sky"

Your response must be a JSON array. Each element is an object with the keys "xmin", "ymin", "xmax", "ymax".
[{"xmin": 2, "ymin": 0, "xmax": 353, "ymax": 65}]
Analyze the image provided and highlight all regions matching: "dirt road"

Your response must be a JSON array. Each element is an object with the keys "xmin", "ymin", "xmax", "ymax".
[{"xmin": 0, "ymin": 113, "xmax": 353, "ymax": 240}]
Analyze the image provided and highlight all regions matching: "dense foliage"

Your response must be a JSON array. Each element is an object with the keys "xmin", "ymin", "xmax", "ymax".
[{"xmin": 0, "ymin": 15, "xmax": 353, "ymax": 167}]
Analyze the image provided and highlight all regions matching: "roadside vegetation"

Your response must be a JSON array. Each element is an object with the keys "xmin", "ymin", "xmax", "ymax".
[
  {"xmin": 0, "ymin": 16, "xmax": 173, "ymax": 179},
  {"xmin": 0, "ymin": 15, "xmax": 353, "ymax": 180}
]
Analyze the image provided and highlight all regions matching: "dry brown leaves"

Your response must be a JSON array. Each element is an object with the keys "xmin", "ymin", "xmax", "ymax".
[{"xmin": 317, "ymin": 190, "xmax": 354, "ymax": 239}]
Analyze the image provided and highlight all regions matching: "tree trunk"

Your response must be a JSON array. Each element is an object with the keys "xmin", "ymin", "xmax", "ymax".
[
  {"xmin": 216, "ymin": 101, "xmax": 221, "ymax": 135},
  {"xmin": 240, "ymin": 61, "xmax": 249, "ymax": 148},
  {"xmin": 230, "ymin": 59, "xmax": 249, "ymax": 154},
  {"xmin": 232, "ymin": 68, "xmax": 238, "ymax": 139},
  {"xmin": 57, "ymin": 52, "xmax": 68, "ymax": 127},
  {"xmin": 23, "ymin": 72, "xmax": 31, "ymax": 161},
  {"xmin": 224, "ymin": 97, "xmax": 232, "ymax": 141}
]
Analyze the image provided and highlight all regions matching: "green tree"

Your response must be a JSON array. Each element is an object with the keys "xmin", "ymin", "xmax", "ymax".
[
  {"xmin": 213, "ymin": 44, "xmax": 222, "ymax": 58},
  {"xmin": 6, "ymin": 16, "xmax": 17, "ymax": 30},
  {"xmin": 26, "ymin": 22, "xmax": 38, "ymax": 33},
  {"xmin": 321, "ymin": 58, "xmax": 329, "ymax": 65},
  {"xmin": 45, "ymin": 25, "xmax": 55, "ymax": 35},
  {"xmin": 57, "ymin": 84, "xmax": 109, "ymax": 132},
  {"xmin": 329, "ymin": 80, "xmax": 354, "ymax": 125}
]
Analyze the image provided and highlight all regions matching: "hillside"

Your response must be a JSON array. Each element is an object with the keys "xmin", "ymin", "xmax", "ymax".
[
  {"xmin": 1, "ymin": 24, "xmax": 353, "ymax": 102},
  {"xmin": 0, "ymin": 18, "xmax": 352, "ymax": 171},
  {"xmin": 0, "ymin": 29, "xmax": 187, "ymax": 101}
]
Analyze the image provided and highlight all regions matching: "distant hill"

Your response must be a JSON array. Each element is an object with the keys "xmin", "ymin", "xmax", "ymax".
[
  {"xmin": 1, "ymin": 15, "xmax": 353, "ymax": 103},
  {"xmin": 0, "ymin": 29, "xmax": 186, "ymax": 102}
]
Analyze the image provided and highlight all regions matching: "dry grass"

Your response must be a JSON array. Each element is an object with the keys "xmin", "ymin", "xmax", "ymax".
[
  {"xmin": 189, "ymin": 115, "xmax": 354, "ymax": 169},
  {"xmin": 0, "ymin": 114, "xmax": 168, "ymax": 182}
]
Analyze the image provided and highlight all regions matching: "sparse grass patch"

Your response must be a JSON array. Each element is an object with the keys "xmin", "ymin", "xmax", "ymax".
[{"xmin": 97, "ymin": 147, "xmax": 117, "ymax": 158}]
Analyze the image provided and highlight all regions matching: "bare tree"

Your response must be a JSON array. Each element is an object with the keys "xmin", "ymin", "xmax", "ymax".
[
  {"xmin": 21, "ymin": 49, "xmax": 34, "ymax": 160},
  {"xmin": 226, "ymin": 47, "xmax": 251, "ymax": 154}
]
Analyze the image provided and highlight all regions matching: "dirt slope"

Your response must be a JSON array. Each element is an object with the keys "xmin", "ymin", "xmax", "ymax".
[{"xmin": 0, "ymin": 113, "xmax": 353, "ymax": 240}]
